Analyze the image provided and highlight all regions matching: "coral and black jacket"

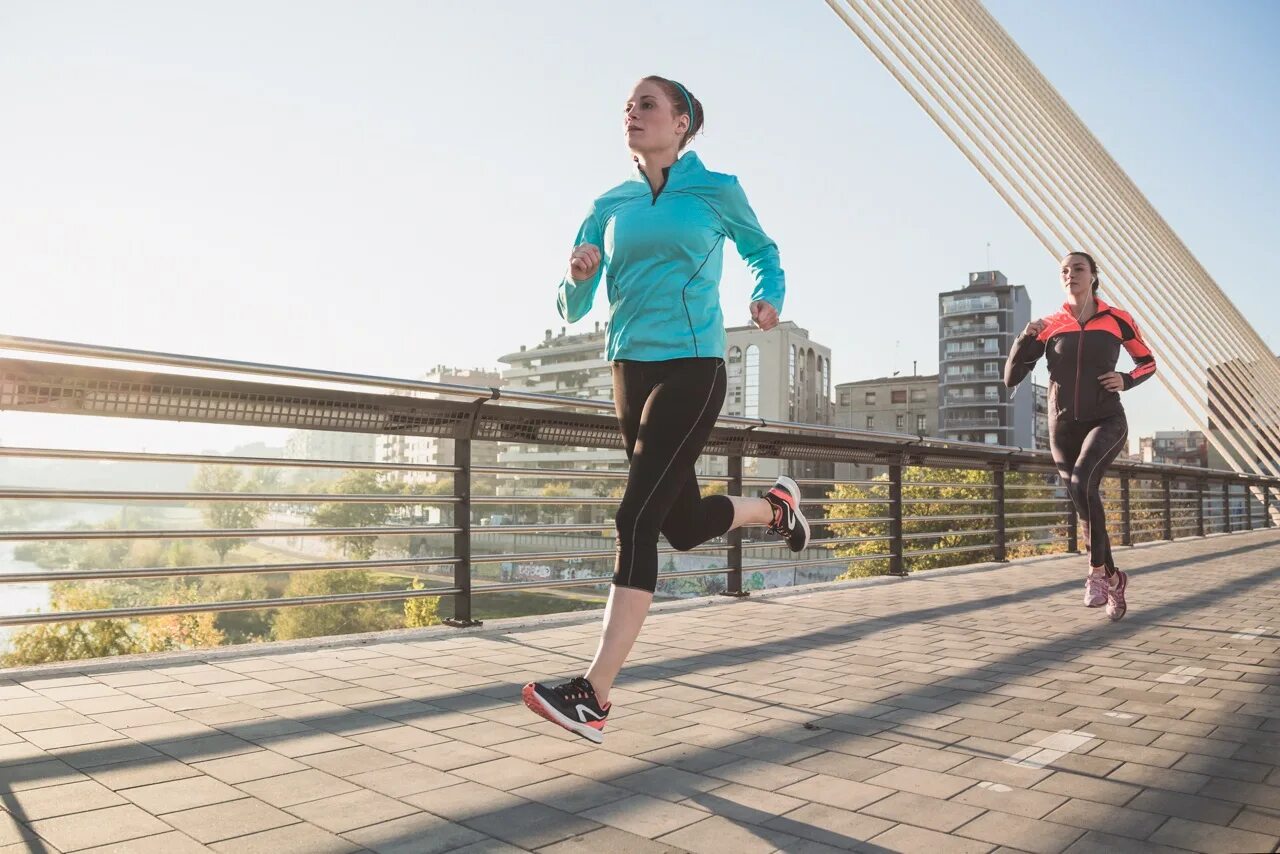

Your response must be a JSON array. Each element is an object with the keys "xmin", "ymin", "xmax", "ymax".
[{"xmin": 1004, "ymin": 298, "xmax": 1156, "ymax": 422}]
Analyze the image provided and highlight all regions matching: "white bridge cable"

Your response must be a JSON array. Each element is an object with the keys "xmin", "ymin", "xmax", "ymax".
[
  {"xmin": 920, "ymin": 0, "xmax": 1280, "ymax": 475},
  {"xmin": 824, "ymin": 0, "xmax": 1280, "ymax": 481}
]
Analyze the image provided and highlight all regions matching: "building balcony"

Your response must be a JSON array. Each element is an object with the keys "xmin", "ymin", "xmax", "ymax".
[
  {"xmin": 941, "ymin": 323, "xmax": 1004, "ymax": 338},
  {"xmin": 944, "ymin": 414, "xmax": 1004, "ymax": 427}
]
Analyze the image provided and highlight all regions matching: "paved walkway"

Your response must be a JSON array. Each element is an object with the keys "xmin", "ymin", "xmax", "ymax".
[{"xmin": 2, "ymin": 531, "xmax": 1280, "ymax": 853}]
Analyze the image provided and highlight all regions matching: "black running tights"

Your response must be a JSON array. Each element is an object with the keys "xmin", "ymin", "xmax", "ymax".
[
  {"xmin": 1049, "ymin": 413, "xmax": 1129, "ymax": 575},
  {"xmin": 611, "ymin": 358, "xmax": 735, "ymax": 592}
]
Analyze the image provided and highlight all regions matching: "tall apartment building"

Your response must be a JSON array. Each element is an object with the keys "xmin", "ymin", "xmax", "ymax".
[
  {"xmin": 497, "ymin": 323, "xmax": 623, "ymax": 471},
  {"xmin": 938, "ymin": 270, "xmax": 1035, "ymax": 447},
  {"xmin": 376, "ymin": 366, "xmax": 504, "ymax": 483}
]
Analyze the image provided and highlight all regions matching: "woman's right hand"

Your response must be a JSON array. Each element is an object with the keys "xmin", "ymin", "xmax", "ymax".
[
  {"xmin": 1023, "ymin": 319, "xmax": 1046, "ymax": 338},
  {"xmin": 569, "ymin": 244, "xmax": 601, "ymax": 281}
]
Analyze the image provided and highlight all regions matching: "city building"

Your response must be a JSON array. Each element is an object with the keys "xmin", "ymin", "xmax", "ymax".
[
  {"xmin": 834, "ymin": 373, "xmax": 938, "ymax": 437},
  {"xmin": 938, "ymin": 270, "xmax": 1034, "ymax": 447},
  {"xmin": 496, "ymin": 320, "xmax": 836, "ymax": 478},
  {"xmin": 497, "ymin": 324, "xmax": 623, "ymax": 471},
  {"xmin": 376, "ymin": 366, "xmax": 504, "ymax": 483},
  {"xmin": 1139, "ymin": 430, "xmax": 1208, "ymax": 468},
  {"xmin": 834, "ymin": 372, "xmax": 938, "ymax": 482},
  {"xmin": 283, "ymin": 430, "xmax": 377, "ymax": 464},
  {"xmin": 722, "ymin": 321, "xmax": 835, "ymax": 480},
  {"xmin": 1034, "ymin": 382, "xmax": 1049, "ymax": 451}
]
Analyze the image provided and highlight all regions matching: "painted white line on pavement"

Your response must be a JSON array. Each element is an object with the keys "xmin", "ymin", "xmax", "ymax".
[
  {"xmin": 977, "ymin": 781, "xmax": 1012, "ymax": 792},
  {"xmin": 1230, "ymin": 627, "xmax": 1272, "ymax": 640}
]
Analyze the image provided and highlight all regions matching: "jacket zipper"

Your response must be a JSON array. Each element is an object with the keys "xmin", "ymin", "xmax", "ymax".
[
  {"xmin": 1074, "ymin": 316, "xmax": 1087, "ymax": 418},
  {"xmin": 640, "ymin": 171, "xmax": 665, "ymax": 205}
]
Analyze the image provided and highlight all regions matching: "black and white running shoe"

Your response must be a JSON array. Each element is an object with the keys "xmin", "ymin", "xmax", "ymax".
[
  {"xmin": 764, "ymin": 475, "xmax": 810, "ymax": 552},
  {"xmin": 522, "ymin": 676, "xmax": 610, "ymax": 744}
]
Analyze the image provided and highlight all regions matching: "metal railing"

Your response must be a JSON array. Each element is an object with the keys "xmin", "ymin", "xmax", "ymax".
[
  {"xmin": 1, "ymin": 334, "xmax": 1277, "ymax": 647},
  {"xmin": 941, "ymin": 323, "xmax": 1004, "ymax": 338}
]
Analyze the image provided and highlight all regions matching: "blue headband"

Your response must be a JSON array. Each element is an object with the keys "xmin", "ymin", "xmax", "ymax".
[{"xmin": 672, "ymin": 82, "xmax": 695, "ymax": 134}]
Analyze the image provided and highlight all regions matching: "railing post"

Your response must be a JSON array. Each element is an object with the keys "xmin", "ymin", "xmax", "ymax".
[
  {"xmin": 889, "ymin": 462, "xmax": 905, "ymax": 577},
  {"xmin": 1067, "ymin": 499, "xmax": 1079, "ymax": 554},
  {"xmin": 446, "ymin": 437, "xmax": 480, "ymax": 627},
  {"xmin": 1222, "ymin": 479, "xmax": 1232, "ymax": 534},
  {"xmin": 1162, "ymin": 475, "xmax": 1173, "ymax": 541},
  {"xmin": 1266, "ymin": 485, "xmax": 1273, "ymax": 528},
  {"xmin": 1120, "ymin": 474, "xmax": 1132, "ymax": 546},
  {"xmin": 1196, "ymin": 479, "xmax": 1206, "ymax": 537},
  {"xmin": 1245, "ymin": 482, "xmax": 1254, "ymax": 531},
  {"xmin": 993, "ymin": 466, "xmax": 1007, "ymax": 562},
  {"xmin": 722, "ymin": 454, "xmax": 747, "ymax": 597}
]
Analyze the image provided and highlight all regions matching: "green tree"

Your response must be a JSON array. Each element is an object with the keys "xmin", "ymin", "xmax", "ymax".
[
  {"xmin": 310, "ymin": 470, "xmax": 402, "ymax": 560},
  {"xmin": 825, "ymin": 467, "xmax": 1067, "ymax": 579},
  {"xmin": 193, "ymin": 465, "xmax": 268, "ymax": 561},
  {"xmin": 271, "ymin": 570, "xmax": 401, "ymax": 640},
  {"xmin": 404, "ymin": 580, "xmax": 443, "ymax": 628},
  {"xmin": 2, "ymin": 585, "xmax": 223, "ymax": 667}
]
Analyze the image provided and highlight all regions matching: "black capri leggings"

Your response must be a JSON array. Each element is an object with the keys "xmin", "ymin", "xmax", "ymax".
[
  {"xmin": 611, "ymin": 358, "xmax": 735, "ymax": 592},
  {"xmin": 1049, "ymin": 412, "xmax": 1129, "ymax": 575}
]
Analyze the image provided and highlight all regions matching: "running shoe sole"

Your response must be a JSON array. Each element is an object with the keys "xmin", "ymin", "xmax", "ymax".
[
  {"xmin": 521, "ymin": 683, "xmax": 604, "ymax": 744},
  {"xmin": 772, "ymin": 475, "xmax": 810, "ymax": 552}
]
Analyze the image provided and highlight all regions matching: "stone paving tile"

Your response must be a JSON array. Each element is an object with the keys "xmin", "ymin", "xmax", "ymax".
[
  {"xmin": 580, "ymin": 793, "xmax": 704, "ymax": 839},
  {"xmin": 763, "ymin": 802, "xmax": 895, "ymax": 849},
  {"xmin": 161, "ymin": 797, "xmax": 297, "ymax": 843},
  {"xmin": 80, "ymin": 829, "xmax": 212, "ymax": 853},
  {"xmin": 655, "ymin": 815, "xmax": 782, "ymax": 854},
  {"xmin": 1147, "ymin": 816, "xmax": 1280, "ymax": 853},
  {"xmin": 209, "ymin": 823, "xmax": 358, "ymax": 853},
  {"xmin": 236, "ymin": 768, "xmax": 360, "ymax": 807},
  {"xmin": 28, "ymin": 804, "xmax": 173, "ymax": 851},
  {"xmin": 119, "ymin": 775, "xmax": 245, "ymax": 814},
  {"xmin": 285, "ymin": 788, "xmax": 419, "ymax": 833},
  {"xmin": 3, "ymin": 778, "xmax": 126, "ymax": 821},
  {"xmin": 463, "ymin": 801, "xmax": 599, "ymax": 849}
]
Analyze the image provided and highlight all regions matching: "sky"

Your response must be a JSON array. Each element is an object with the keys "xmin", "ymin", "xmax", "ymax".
[{"xmin": 1, "ymin": 0, "xmax": 1277, "ymax": 455}]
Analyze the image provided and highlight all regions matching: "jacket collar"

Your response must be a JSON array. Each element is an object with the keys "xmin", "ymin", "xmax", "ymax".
[
  {"xmin": 630, "ymin": 150, "xmax": 703, "ymax": 185},
  {"xmin": 1057, "ymin": 296, "xmax": 1112, "ymax": 321}
]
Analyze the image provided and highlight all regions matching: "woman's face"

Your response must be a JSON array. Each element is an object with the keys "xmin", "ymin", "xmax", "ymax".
[
  {"xmin": 624, "ymin": 80, "xmax": 687, "ymax": 156},
  {"xmin": 1060, "ymin": 254, "xmax": 1094, "ymax": 300}
]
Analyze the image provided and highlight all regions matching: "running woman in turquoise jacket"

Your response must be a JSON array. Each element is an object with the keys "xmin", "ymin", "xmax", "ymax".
[{"xmin": 523, "ymin": 76, "xmax": 810, "ymax": 744}]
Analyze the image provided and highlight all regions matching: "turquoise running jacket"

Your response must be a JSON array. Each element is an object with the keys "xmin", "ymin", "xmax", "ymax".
[{"xmin": 557, "ymin": 151, "xmax": 785, "ymax": 361}]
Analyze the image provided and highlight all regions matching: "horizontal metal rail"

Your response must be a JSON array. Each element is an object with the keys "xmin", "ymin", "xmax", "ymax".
[
  {"xmin": 0, "ymin": 488, "xmax": 462, "ymax": 505},
  {"xmin": 1, "ymin": 333, "xmax": 1276, "ymax": 640},
  {"xmin": 0, "ymin": 525, "xmax": 461, "ymax": 542},
  {"xmin": 0, "ymin": 555, "xmax": 461, "ymax": 584}
]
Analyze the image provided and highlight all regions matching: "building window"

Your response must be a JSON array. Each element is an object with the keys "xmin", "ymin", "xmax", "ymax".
[
  {"xmin": 839, "ymin": 391, "xmax": 850, "ymax": 406},
  {"xmin": 865, "ymin": 391, "xmax": 876, "ymax": 405},
  {"xmin": 745, "ymin": 345, "xmax": 760, "ymax": 418},
  {"xmin": 910, "ymin": 389, "xmax": 927, "ymax": 403},
  {"xmin": 728, "ymin": 346, "xmax": 742, "ymax": 363},
  {"xmin": 984, "ymin": 433, "xmax": 999, "ymax": 444},
  {"xmin": 896, "ymin": 414, "xmax": 905, "ymax": 431},
  {"xmin": 891, "ymin": 390, "xmax": 907, "ymax": 404},
  {"xmin": 865, "ymin": 415, "xmax": 875, "ymax": 429},
  {"xmin": 916, "ymin": 414, "xmax": 927, "ymax": 433}
]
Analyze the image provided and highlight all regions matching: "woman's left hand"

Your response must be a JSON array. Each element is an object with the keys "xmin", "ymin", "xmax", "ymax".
[
  {"xmin": 1098, "ymin": 371, "xmax": 1125, "ymax": 392},
  {"xmin": 750, "ymin": 300, "xmax": 779, "ymax": 331}
]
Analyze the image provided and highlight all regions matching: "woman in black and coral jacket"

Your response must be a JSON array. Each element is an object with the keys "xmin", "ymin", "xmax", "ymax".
[{"xmin": 1005, "ymin": 251, "xmax": 1156, "ymax": 621}]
